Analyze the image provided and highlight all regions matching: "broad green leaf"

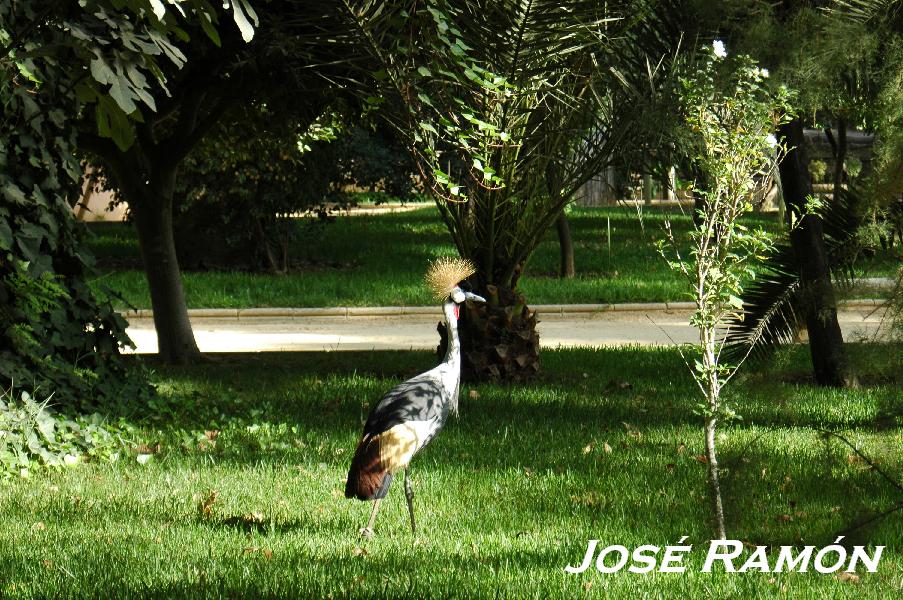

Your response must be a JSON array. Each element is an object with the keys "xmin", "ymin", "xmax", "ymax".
[
  {"xmin": 0, "ymin": 220, "xmax": 12, "ymax": 250},
  {"xmin": 199, "ymin": 12, "xmax": 222, "ymax": 47},
  {"xmin": 149, "ymin": 0, "xmax": 166, "ymax": 20},
  {"xmin": 89, "ymin": 58, "xmax": 115, "ymax": 85},
  {"xmin": 230, "ymin": 0, "xmax": 258, "ymax": 43},
  {"xmin": 1, "ymin": 182, "xmax": 27, "ymax": 205},
  {"xmin": 108, "ymin": 75, "xmax": 137, "ymax": 115}
]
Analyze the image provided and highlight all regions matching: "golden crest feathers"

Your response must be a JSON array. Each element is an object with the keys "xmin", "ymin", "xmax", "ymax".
[{"xmin": 425, "ymin": 257, "xmax": 476, "ymax": 300}]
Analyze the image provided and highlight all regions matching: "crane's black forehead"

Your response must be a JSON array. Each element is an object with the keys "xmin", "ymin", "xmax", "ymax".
[{"xmin": 458, "ymin": 281, "xmax": 472, "ymax": 292}]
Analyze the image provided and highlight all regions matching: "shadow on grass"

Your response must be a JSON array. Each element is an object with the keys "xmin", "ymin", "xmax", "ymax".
[{"xmin": 120, "ymin": 346, "xmax": 903, "ymax": 540}]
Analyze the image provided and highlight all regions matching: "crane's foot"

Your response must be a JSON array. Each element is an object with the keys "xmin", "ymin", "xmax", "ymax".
[{"xmin": 358, "ymin": 498, "xmax": 381, "ymax": 540}]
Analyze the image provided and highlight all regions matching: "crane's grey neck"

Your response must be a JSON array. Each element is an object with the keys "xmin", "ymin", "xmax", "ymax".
[
  {"xmin": 442, "ymin": 299, "xmax": 461, "ymax": 413},
  {"xmin": 442, "ymin": 300, "xmax": 461, "ymax": 365}
]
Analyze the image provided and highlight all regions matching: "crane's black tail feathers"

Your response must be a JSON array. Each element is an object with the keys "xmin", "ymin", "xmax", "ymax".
[{"xmin": 345, "ymin": 434, "xmax": 393, "ymax": 500}]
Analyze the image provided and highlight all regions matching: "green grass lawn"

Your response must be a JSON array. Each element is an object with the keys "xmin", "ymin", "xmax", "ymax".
[
  {"xmin": 1, "ymin": 345, "xmax": 900, "ymax": 598},
  {"xmin": 85, "ymin": 205, "xmax": 900, "ymax": 310}
]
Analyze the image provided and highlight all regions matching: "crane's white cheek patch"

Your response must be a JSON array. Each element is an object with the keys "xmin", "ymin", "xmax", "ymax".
[{"xmin": 379, "ymin": 421, "xmax": 434, "ymax": 472}]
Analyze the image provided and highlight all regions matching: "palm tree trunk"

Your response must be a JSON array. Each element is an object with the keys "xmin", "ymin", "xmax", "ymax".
[
  {"xmin": 556, "ymin": 212, "xmax": 575, "ymax": 278},
  {"xmin": 437, "ymin": 283, "xmax": 539, "ymax": 382},
  {"xmin": 777, "ymin": 119, "xmax": 849, "ymax": 387}
]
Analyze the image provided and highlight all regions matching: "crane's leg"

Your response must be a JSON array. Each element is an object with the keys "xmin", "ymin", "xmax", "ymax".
[
  {"xmin": 359, "ymin": 499, "xmax": 381, "ymax": 539},
  {"xmin": 404, "ymin": 468, "xmax": 416, "ymax": 535}
]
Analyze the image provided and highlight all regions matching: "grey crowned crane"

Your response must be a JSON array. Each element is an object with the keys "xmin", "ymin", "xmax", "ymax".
[{"xmin": 345, "ymin": 257, "xmax": 485, "ymax": 538}]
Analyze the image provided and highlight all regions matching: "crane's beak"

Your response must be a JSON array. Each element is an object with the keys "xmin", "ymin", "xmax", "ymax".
[{"xmin": 464, "ymin": 291, "xmax": 486, "ymax": 303}]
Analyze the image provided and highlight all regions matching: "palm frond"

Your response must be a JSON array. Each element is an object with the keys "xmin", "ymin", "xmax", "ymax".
[
  {"xmin": 721, "ymin": 186, "xmax": 865, "ymax": 361},
  {"xmin": 829, "ymin": 0, "xmax": 903, "ymax": 32}
]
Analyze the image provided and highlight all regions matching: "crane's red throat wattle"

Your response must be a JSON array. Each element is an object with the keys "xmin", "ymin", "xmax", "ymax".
[{"xmin": 454, "ymin": 305, "xmax": 460, "ymax": 320}]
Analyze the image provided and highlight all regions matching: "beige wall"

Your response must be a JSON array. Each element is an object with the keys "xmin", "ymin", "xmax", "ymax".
[{"xmin": 73, "ymin": 173, "xmax": 128, "ymax": 222}]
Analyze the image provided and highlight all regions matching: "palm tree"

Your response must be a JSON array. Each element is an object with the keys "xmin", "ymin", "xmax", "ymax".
[
  {"xmin": 341, "ymin": 0, "xmax": 680, "ymax": 380},
  {"xmin": 723, "ymin": 0, "xmax": 903, "ymax": 373}
]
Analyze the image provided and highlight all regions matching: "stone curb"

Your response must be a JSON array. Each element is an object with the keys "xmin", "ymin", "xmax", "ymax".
[{"xmin": 122, "ymin": 299, "xmax": 885, "ymax": 320}]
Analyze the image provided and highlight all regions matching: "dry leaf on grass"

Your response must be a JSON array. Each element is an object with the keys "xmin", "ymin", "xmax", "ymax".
[
  {"xmin": 198, "ymin": 490, "xmax": 218, "ymax": 518},
  {"xmin": 837, "ymin": 572, "xmax": 860, "ymax": 584},
  {"xmin": 243, "ymin": 546, "xmax": 272, "ymax": 559}
]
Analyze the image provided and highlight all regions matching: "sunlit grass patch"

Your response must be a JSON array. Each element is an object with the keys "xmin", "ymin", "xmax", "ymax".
[
  {"xmin": 0, "ymin": 345, "xmax": 899, "ymax": 597},
  {"xmin": 85, "ymin": 205, "xmax": 898, "ymax": 310}
]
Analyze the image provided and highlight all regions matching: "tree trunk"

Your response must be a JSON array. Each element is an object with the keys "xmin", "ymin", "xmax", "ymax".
[
  {"xmin": 437, "ymin": 283, "xmax": 539, "ymax": 382},
  {"xmin": 642, "ymin": 173, "xmax": 654, "ymax": 205},
  {"xmin": 130, "ymin": 167, "xmax": 201, "ymax": 365},
  {"xmin": 777, "ymin": 120, "xmax": 849, "ymax": 387},
  {"xmin": 832, "ymin": 117, "xmax": 847, "ymax": 201},
  {"xmin": 665, "ymin": 166, "xmax": 676, "ymax": 201},
  {"xmin": 556, "ymin": 212, "xmax": 575, "ymax": 279}
]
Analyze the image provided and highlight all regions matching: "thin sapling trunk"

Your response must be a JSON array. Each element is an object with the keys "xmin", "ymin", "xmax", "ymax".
[{"xmin": 661, "ymin": 42, "xmax": 789, "ymax": 538}]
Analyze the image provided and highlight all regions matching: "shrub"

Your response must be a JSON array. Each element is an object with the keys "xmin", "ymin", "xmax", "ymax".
[
  {"xmin": 0, "ymin": 262, "xmax": 151, "ymax": 412},
  {"xmin": 0, "ymin": 385, "xmax": 127, "ymax": 478},
  {"xmin": 172, "ymin": 108, "xmax": 419, "ymax": 273}
]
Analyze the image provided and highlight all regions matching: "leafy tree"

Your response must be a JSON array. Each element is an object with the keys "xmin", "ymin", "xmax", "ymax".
[
  {"xmin": 170, "ymin": 102, "xmax": 419, "ymax": 273},
  {"xmin": 172, "ymin": 101, "xmax": 339, "ymax": 273},
  {"xmin": 329, "ymin": 122, "xmax": 420, "ymax": 204},
  {"xmin": 343, "ymin": 0, "xmax": 679, "ymax": 380},
  {"xmin": 0, "ymin": 0, "xmax": 237, "ymax": 405},
  {"xmin": 830, "ymin": 0, "xmax": 903, "ymax": 339},
  {"xmin": 79, "ymin": 3, "xmax": 359, "ymax": 364},
  {"xmin": 78, "ymin": 10, "xmax": 266, "ymax": 364}
]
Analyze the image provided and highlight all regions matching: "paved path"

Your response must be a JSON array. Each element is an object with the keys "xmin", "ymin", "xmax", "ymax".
[{"xmin": 125, "ymin": 304, "xmax": 887, "ymax": 354}]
